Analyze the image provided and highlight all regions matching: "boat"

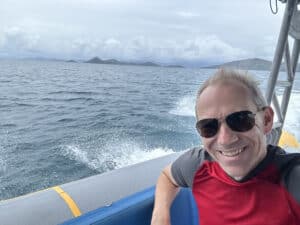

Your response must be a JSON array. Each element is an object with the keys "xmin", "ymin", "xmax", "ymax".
[{"xmin": 1, "ymin": 0, "xmax": 300, "ymax": 224}]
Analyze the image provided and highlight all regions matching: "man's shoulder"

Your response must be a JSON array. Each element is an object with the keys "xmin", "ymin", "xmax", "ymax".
[
  {"xmin": 268, "ymin": 145, "xmax": 300, "ymax": 204},
  {"xmin": 180, "ymin": 146, "xmax": 212, "ymax": 161},
  {"xmin": 170, "ymin": 146, "xmax": 210, "ymax": 188},
  {"xmin": 268, "ymin": 145, "xmax": 300, "ymax": 169}
]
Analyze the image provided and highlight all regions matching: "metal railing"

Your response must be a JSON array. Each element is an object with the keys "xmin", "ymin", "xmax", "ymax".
[{"xmin": 266, "ymin": 0, "xmax": 300, "ymax": 144}]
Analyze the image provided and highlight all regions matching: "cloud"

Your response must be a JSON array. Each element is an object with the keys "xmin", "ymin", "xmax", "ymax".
[
  {"xmin": 0, "ymin": 26, "xmax": 250, "ymax": 65},
  {"xmin": 0, "ymin": 26, "xmax": 42, "ymax": 58},
  {"xmin": 2, "ymin": 27, "xmax": 40, "ymax": 50},
  {"xmin": 176, "ymin": 11, "xmax": 200, "ymax": 18},
  {"xmin": 180, "ymin": 36, "xmax": 247, "ymax": 62},
  {"xmin": 0, "ymin": 0, "xmax": 285, "ymax": 64},
  {"xmin": 51, "ymin": 35, "xmax": 245, "ymax": 66}
]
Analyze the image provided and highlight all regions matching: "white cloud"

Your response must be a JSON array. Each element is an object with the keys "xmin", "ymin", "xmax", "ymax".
[
  {"xmin": 3, "ymin": 27, "xmax": 39, "ymax": 50},
  {"xmin": 64, "ymin": 35, "xmax": 245, "ymax": 65},
  {"xmin": 181, "ymin": 36, "xmax": 247, "ymax": 61},
  {"xmin": 0, "ymin": 29, "xmax": 256, "ymax": 65},
  {"xmin": 176, "ymin": 11, "xmax": 200, "ymax": 18},
  {"xmin": 0, "ymin": 0, "xmax": 286, "ymax": 65}
]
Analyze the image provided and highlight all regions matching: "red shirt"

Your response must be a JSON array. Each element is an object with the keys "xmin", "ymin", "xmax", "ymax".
[
  {"xmin": 193, "ymin": 161, "xmax": 300, "ymax": 225},
  {"xmin": 171, "ymin": 145, "xmax": 300, "ymax": 225}
]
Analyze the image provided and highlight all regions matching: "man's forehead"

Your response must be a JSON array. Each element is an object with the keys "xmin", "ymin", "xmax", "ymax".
[
  {"xmin": 199, "ymin": 81, "xmax": 251, "ymax": 99},
  {"xmin": 196, "ymin": 81, "xmax": 255, "ymax": 117}
]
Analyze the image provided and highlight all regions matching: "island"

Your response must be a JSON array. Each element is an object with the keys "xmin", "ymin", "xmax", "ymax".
[
  {"xmin": 203, "ymin": 58, "xmax": 300, "ymax": 72},
  {"xmin": 84, "ymin": 57, "xmax": 184, "ymax": 68}
]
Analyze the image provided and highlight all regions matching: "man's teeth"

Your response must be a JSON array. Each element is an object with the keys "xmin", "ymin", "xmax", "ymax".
[{"xmin": 219, "ymin": 148, "xmax": 244, "ymax": 157}]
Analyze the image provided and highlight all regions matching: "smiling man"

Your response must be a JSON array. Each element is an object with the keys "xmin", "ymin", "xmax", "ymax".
[{"xmin": 151, "ymin": 69, "xmax": 300, "ymax": 225}]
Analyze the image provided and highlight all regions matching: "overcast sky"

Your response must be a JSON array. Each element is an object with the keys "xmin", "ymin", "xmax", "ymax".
[{"xmin": 0, "ymin": 0, "xmax": 286, "ymax": 66}]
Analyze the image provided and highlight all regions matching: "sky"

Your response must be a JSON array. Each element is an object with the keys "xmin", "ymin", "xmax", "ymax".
[{"xmin": 0, "ymin": 0, "xmax": 287, "ymax": 66}]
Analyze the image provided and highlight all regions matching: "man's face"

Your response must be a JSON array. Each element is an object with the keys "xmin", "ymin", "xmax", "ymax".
[{"xmin": 196, "ymin": 81, "xmax": 273, "ymax": 180}]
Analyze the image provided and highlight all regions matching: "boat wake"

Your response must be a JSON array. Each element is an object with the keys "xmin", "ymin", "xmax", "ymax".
[
  {"xmin": 274, "ymin": 92, "xmax": 300, "ymax": 141},
  {"xmin": 61, "ymin": 140, "xmax": 174, "ymax": 172},
  {"xmin": 0, "ymin": 158, "xmax": 6, "ymax": 175},
  {"xmin": 169, "ymin": 95, "xmax": 195, "ymax": 117},
  {"xmin": 0, "ymin": 145, "xmax": 7, "ymax": 175}
]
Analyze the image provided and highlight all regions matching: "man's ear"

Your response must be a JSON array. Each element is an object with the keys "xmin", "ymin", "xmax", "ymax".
[{"xmin": 263, "ymin": 106, "xmax": 274, "ymax": 134}]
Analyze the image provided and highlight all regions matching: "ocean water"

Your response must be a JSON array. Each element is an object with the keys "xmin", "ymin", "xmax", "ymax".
[{"xmin": 0, "ymin": 60, "xmax": 299, "ymax": 200}]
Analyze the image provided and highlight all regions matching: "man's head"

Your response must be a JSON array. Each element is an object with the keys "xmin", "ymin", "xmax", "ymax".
[{"xmin": 195, "ymin": 68, "xmax": 274, "ymax": 180}]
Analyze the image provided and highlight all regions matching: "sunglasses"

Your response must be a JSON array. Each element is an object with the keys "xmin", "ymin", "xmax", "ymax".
[{"xmin": 196, "ymin": 110, "xmax": 261, "ymax": 138}]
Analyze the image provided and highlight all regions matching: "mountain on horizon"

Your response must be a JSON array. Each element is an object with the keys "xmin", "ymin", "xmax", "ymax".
[
  {"xmin": 204, "ymin": 58, "xmax": 300, "ymax": 72},
  {"xmin": 85, "ymin": 57, "xmax": 184, "ymax": 68}
]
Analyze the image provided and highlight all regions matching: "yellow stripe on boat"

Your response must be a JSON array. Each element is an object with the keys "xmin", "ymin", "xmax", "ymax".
[
  {"xmin": 52, "ymin": 186, "xmax": 82, "ymax": 217},
  {"xmin": 279, "ymin": 130, "xmax": 300, "ymax": 148}
]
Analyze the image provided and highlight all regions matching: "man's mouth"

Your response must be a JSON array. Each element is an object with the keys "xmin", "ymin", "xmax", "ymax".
[{"xmin": 218, "ymin": 147, "xmax": 246, "ymax": 157}]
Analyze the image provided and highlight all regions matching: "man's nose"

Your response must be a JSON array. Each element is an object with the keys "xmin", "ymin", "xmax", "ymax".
[{"xmin": 216, "ymin": 122, "xmax": 238, "ymax": 145}]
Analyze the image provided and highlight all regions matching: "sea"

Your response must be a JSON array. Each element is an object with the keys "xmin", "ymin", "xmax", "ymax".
[{"xmin": 0, "ymin": 59, "xmax": 300, "ymax": 201}]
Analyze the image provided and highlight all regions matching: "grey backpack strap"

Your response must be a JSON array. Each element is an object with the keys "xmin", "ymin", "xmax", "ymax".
[{"xmin": 282, "ymin": 160, "xmax": 300, "ymax": 204}]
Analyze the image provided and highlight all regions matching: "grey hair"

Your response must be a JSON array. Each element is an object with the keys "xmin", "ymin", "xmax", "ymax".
[{"xmin": 195, "ymin": 68, "xmax": 267, "ymax": 118}]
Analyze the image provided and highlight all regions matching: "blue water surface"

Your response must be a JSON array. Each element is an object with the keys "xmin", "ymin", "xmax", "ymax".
[{"xmin": 0, "ymin": 59, "xmax": 299, "ymax": 200}]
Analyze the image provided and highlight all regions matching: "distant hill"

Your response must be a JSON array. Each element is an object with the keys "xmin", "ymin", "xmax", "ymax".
[
  {"xmin": 204, "ymin": 58, "xmax": 300, "ymax": 72},
  {"xmin": 138, "ymin": 61, "xmax": 159, "ymax": 67},
  {"xmin": 66, "ymin": 60, "xmax": 77, "ymax": 63},
  {"xmin": 166, "ymin": 64, "xmax": 184, "ymax": 68},
  {"xmin": 85, "ymin": 57, "xmax": 160, "ymax": 67},
  {"xmin": 85, "ymin": 57, "xmax": 184, "ymax": 68}
]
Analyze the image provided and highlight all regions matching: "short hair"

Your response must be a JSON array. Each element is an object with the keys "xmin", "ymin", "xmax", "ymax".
[{"xmin": 195, "ymin": 68, "xmax": 267, "ymax": 118}]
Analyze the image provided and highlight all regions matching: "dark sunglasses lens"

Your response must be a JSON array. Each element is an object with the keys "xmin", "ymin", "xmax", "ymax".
[
  {"xmin": 196, "ymin": 119, "xmax": 219, "ymax": 138},
  {"xmin": 226, "ymin": 111, "xmax": 255, "ymax": 132}
]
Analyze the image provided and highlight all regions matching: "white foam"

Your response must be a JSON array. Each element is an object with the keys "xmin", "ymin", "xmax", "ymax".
[
  {"xmin": 284, "ymin": 147, "xmax": 300, "ymax": 153},
  {"xmin": 169, "ymin": 95, "xmax": 195, "ymax": 117},
  {"xmin": 62, "ymin": 145, "xmax": 100, "ymax": 170},
  {"xmin": 274, "ymin": 93, "xmax": 300, "ymax": 141},
  {"xmin": 114, "ymin": 146, "xmax": 174, "ymax": 169},
  {"xmin": 61, "ymin": 140, "xmax": 175, "ymax": 172},
  {"xmin": 0, "ymin": 159, "xmax": 6, "ymax": 174},
  {"xmin": 0, "ymin": 146, "xmax": 7, "ymax": 174}
]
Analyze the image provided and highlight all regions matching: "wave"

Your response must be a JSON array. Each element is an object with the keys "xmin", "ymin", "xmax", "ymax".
[
  {"xmin": 285, "ymin": 147, "xmax": 300, "ymax": 153},
  {"xmin": 275, "ymin": 93, "xmax": 300, "ymax": 140},
  {"xmin": 0, "ymin": 103, "xmax": 36, "ymax": 108},
  {"xmin": 169, "ymin": 95, "xmax": 195, "ymax": 117},
  {"xmin": 0, "ymin": 146, "xmax": 7, "ymax": 175},
  {"xmin": 66, "ymin": 97, "xmax": 95, "ymax": 102},
  {"xmin": 16, "ymin": 92, "xmax": 37, "ymax": 96},
  {"xmin": 40, "ymin": 97, "xmax": 95, "ymax": 102},
  {"xmin": 61, "ymin": 139, "xmax": 175, "ymax": 172},
  {"xmin": 16, "ymin": 103, "xmax": 36, "ymax": 107},
  {"xmin": 1, "ymin": 123, "xmax": 17, "ymax": 128},
  {"xmin": 48, "ymin": 91, "xmax": 99, "ymax": 95},
  {"xmin": 0, "ymin": 158, "xmax": 6, "ymax": 175},
  {"xmin": 57, "ymin": 118, "xmax": 76, "ymax": 123},
  {"xmin": 114, "ymin": 146, "xmax": 174, "ymax": 169}
]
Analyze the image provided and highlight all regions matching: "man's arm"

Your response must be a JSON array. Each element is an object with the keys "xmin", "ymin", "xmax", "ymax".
[
  {"xmin": 151, "ymin": 147, "xmax": 204, "ymax": 225},
  {"xmin": 151, "ymin": 165, "xmax": 180, "ymax": 225}
]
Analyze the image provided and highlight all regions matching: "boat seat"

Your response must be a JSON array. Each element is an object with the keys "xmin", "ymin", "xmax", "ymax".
[{"xmin": 60, "ymin": 187, "xmax": 199, "ymax": 225}]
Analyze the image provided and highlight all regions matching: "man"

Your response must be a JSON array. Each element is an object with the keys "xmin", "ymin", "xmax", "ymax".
[{"xmin": 151, "ymin": 69, "xmax": 300, "ymax": 225}]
